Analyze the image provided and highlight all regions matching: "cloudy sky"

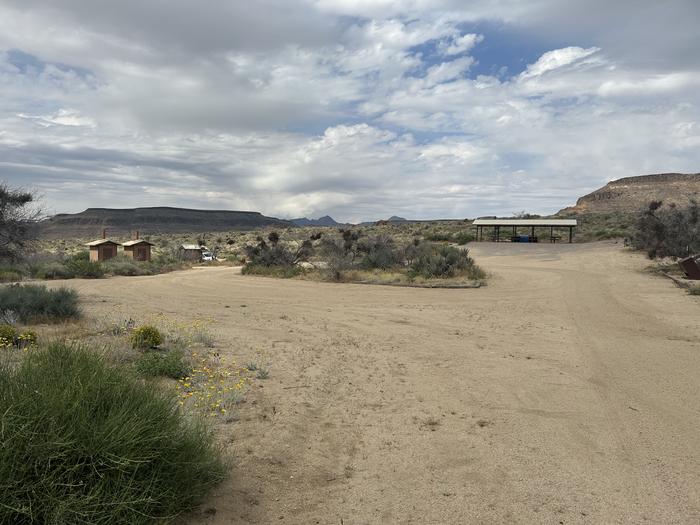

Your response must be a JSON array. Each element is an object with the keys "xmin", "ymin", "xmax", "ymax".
[{"xmin": 1, "ymin": 1, "xmax": 698, "ymax": 221}]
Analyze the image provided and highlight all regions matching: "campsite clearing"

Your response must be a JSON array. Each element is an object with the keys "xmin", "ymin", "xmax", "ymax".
[{"xmin": 61, "ymin": 241, "xmax": 700, "ymax": 524}]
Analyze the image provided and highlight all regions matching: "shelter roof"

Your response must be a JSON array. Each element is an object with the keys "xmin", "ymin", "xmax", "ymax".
[{"xmin": 472, "ymin": 219, "xmax": 577, "ymax": 227}]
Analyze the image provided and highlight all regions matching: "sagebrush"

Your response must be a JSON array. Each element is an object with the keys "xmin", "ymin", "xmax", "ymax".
[{"xmin": 0, "ymin": 284, "xmax": 80, "ymax": 323}]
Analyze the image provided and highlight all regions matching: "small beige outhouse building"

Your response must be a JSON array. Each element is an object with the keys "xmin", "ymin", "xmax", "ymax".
[
  {"xmin": 86, "ymin": 237, "xmax": 119, "ymax": 262},
  {"xmin": 122, "ymin": 232, "xmax": 154, "ymax": 262}
]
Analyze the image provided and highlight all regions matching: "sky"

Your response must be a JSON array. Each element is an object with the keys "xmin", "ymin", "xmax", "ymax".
[{"xmin": 0, "ymin": 1, "xmax": 699, "ymax": 222}]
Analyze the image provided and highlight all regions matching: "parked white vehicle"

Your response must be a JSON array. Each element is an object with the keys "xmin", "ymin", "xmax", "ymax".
[{"xmin": 201, "ymin": 250, "xmax": 215, "ymax": 261}]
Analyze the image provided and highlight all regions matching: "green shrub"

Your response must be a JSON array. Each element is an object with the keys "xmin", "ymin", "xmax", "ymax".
[
  {"xmin": 34, "ymin": 262, "xmax": 75, "ymax": 280},
  {"xmin": 0, "ymin": 343, "xmax": 225, "ymax": 524},
  {"xmin": 453, "ymin": 232, "xmax": 475, "ymax": 245},
  {"xmin": 409, "ymin": 244, "xmax": 483, "ymax": 279},
  {"xmin": 425, "ymin": 231, "xmax": 475, "ymax": 244},
  {"xmin": 0, "ymin": 323, "xmax": 17, "ymax": 346},
  {"xmin": 0, "ymin": 269, "xmax": 23, "ymax": 282},
  {"xmin": 356, "ymin": 235, "xmax": 402, "ymax": 270},
  {"xmin": 65, "ymin": 258, "xmax": 104, "ymax": 278},
  {"xmin": 136, "ymin": 350, "xmax": 192, "ymax": 379},
  {"xmin": 103, "ymin": 256, "xmax": 151, "ymax": 276},
  {"xmin": 0, "ymin": 284, "xmax": 80, "ymax": 323},
  {"xmin": 130, "ymin": 325, "xmax": 163, "ymax": 349},
  {"xmin": 424, "ymin": 231, "xmax": 453, "ymax": 242}
]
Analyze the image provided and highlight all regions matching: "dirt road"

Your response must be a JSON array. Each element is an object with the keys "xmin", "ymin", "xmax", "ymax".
[{"xmin": 68, "ymin": 242, "xmax": 700, "ymax": 524}]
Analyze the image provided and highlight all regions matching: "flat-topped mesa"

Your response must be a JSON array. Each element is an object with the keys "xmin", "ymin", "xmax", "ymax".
[
  {"xmin": 558, "ymin": 173, "xmax": 700, "ymax": 215},
  {"xmin": 39, "ymin": 206, "xmax": 294, "ymax": 238}
]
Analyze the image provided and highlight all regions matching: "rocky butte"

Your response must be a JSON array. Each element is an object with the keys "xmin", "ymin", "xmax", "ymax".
[{"xmin": 559, "ymin": 173, "xmax": 700, "ymax": 215}]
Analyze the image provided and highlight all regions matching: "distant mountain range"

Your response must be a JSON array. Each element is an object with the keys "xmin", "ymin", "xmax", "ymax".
[
  {"xmin": 290, "ymin": 215, "xmax": 346, "ymax": 227},
  {"xmin": 39, "ymin": 207, "xmax": 293, "ymax": 238},
  {"xmin": 291, "ymin": 215, "xmax": 409, "ymax": 227}
]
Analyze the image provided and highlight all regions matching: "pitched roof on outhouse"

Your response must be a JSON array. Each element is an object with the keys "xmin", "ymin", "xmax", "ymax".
[
  {"xmin": 122, "ymin": 239, "xmax": 155, "ymax": 247},
  {"xmin": 86, "ymin": 239, "xmax": 120, "ymax": 247}
]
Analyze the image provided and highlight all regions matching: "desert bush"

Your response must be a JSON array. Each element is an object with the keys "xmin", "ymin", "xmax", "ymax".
[
  {"xmin": 65, "ymin": 252, "xmax": 104, "ymax": 278},
  {"xmin": 33, "ymin": 261, "xmax": 75, "ymax": 280},
  {"xmin": 688, "ymin": 285, "xmax": 700, "ymax": 296},
  {"xmin": 0, "ymin": 323, "xmax": 17, "ymax": 346},
  {"xmin": 130, "ymin": 325, "xmax": 163, "ymax": 350},
  {"xmin": 409, "ymin": 243, "xmax": 483, "ymax": 279},
  {"xmin": 0, "ymin": 309, "xmax": 18, "ymax": 325},
  {"xmin": 425, "ymin": 230, "xmax": 475, "ymax": 245},
  {"xmin": 244, "ymin": 231, "xmax": 313, "ymax": 268},
  {"xmin": 136, "ymin": 349, "xmax": 191, "ymax": 379},
  {"xmin": 592, "ymin": 228, "xmax": 627, "ymax": 240},
  {"xmin": 319, "ymin": 239, "xmax": 355, "ymax": 281},
  {"xmin": 0, "ymin": 284, "xmax": 80, "ymax": 323},
  {"xmin": 0, "ymin": 268, "xmax": 23, "ymax": 282},
  {"xmin": 356, "ymin": 235, "xmax": 403, "ymax": 270},
  {"xmin": 0, "ymin": 343, "xmax": 225, "ymax": 524},
  {"xmin": 453, "ymin": 231, "xmax": 475, "ymax": 245},
  {"xmin": 632, "ymin": 200, "xmax": 700, "ymax": 258},
  {"xmin": 318, "ymin": 230, "xmax": 362, "ymax": 280},
  {"xmin": 103, "ymin": 256, "xmax": 149, "ymax": 276}
]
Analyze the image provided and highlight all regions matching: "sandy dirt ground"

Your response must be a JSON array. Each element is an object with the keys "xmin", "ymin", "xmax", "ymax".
[{"xmin": 63, "ymin": 241, "xmax": 700, "ymax": 524}]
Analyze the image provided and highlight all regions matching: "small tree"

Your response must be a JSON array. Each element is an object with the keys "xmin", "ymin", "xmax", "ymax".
[
  {"xmin": 632, "ymin": 200, "xmax": 700, "ymax": 258},
  {"xmin": 0, "ymin": 183, "xmax": 40, "ymax": 262}
]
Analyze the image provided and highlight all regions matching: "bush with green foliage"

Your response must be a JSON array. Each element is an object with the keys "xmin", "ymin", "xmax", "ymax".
[
  {"xmin": 632, "ymin": 201, "xmax": 700, "ymax": 258},
  {"xmin": 0, "ymin": 323, "xmax": 17, "ymax": 346},
  {"xmin": 33, "ymin": 261, "xmax": 75, "ymax": 280},
  {"xmin": 424, "ymin": 230, "xmax": 475, "ymax": 245},
  {"xmin": 130, "ymin": 325, "xmax": 163, "ymax": 349},
  {"xmin": 136, "ymin": 349, "xmax": 192, "ymax": 379},
  {"xmin": 103, "ymin": 256, "xmax": 150, "ymax": 276},
  {"xmin": 453, "ymin": 231, "xmax": 475, "ymax": 245},
  {"xmin": 65, "ymin": 251, "xmax": 104, "ymax": 278},
  {"xmin": 356, "ymin": 235, "xmax": 403, "ymax": 270},
  {"xmin": 409, "ymin": 243, "xmax": 483, "ymax": 279},
  {"xmin": 0, "ymin": 284, "xmax": 80, "ymax": 323},
  {"xmin": 0, "ymin": 343, "xmax": 225, "ymax": 524},
  {"xmin": 0, "ymin": 268, "xmax": 23, "ymax": 282}
]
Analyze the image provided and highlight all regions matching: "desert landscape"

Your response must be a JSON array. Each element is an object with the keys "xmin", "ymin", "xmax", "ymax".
[
  {"xmin": 3, "ymin": 3, "xmax": 700, "ymax": 522},
  {"xmin": 48, "ymin": 240, "xmax": 699, "ymax": 524}
]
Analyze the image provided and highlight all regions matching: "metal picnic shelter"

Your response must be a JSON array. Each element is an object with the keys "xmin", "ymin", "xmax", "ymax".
[{"xmin": 472, "ymin": 219, "xmax": 578, "ymax": 243}]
